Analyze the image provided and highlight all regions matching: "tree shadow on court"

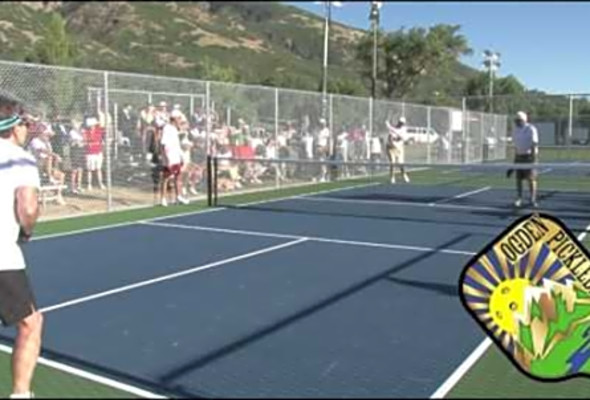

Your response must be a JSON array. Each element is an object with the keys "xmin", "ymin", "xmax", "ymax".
[
  {"xmin": 385, "ymin": 276, "xmax": 458, "ymax": 298},
  {"xmin": 156, "ymin": 233, "xmax": 472, "ymax": 389},
  {"xmin": 331, "ymin": 193, "xmax": 453, "ymax": 204},
  {"xmin": 223, "ymin": 203, "xmax": 516, "ymax": 231}
]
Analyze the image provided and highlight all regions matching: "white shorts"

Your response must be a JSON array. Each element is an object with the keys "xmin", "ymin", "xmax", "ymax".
[
  {"xmin": 86, "ymin": 154, "xmax": 103, "ymax": 171},
  {"xmin": 387, "ymin": 146, "xmax": 405, "ymax": 164}
]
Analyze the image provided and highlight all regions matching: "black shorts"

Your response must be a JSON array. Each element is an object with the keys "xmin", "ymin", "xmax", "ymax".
[
  {"xmin": 0, "ymin": 270, "xmax": 37, "ymax": 326},
  {"xmin": 514, "ymin": 154, "xmax": 537, "ymax": 180}
]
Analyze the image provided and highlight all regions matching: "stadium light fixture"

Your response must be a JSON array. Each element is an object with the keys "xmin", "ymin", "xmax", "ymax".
[{"xmin": 369, "ymin": 1, "xmax": 383, "ymax": 100}]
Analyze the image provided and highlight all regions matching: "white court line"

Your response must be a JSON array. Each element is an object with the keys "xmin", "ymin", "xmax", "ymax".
[
  {"xmin": 429, "ymin": 338, "xmax": 492, "ymax": 399},
  {"xmin": 0, "ymin": 343, "xmax": 166, "ymax": 398},
  {"xmin": 429, "ymin": 223, "xmax": 590, "ymax": 399},
  {"xmin": 141, "ymin": 221, "xmax": 476, "ymax": 257},
  {"xmin": 297, "ymin": 195, "xmax": 503, "ymax": 213},
  {"xmin": 31, "ymin": 182, "xmax": 380, "ymax": 243},
  {"xmin": 31, "ymin": 207, "xmax": 225, "ymax": 242},
  {"xmin": 430, "ymin": 187, "xmax": 491, "ymax": 206},
  {"xmin": 40, "ymin": 238, "xmax": 308, "ymax": 314}
]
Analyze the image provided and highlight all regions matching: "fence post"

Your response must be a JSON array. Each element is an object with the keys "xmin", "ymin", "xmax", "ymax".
[
  {"xmin": 568, "ymin": 94, "xmax": 574, "ymax": 147},
  {"xmin": 103, "ymin": 71, "xmax": 113, "ymax": 212},
  {"xmin": 205, "ymin": 81, "xmax": 211, "ymax": 155},
  {"xmin": 369, "ymin": 96, "xmax": 373, "ymax": 144},
  {"xmin": 480, "ymin": 111, "xmax": 485, "ymax": 162},
  {"xmin": 113, "ymin": 102, "xmax": 119, "ymax": 161},
  {"xmin": 329, "ymin": 93, "xmax": 334, "ymax": 149},
  {"xmin": 426, "ymin": 106, "xmax": 431, "ymax": 164},
  {"xmin": 448, "ymin": 107, "xmax": 452, "ymax": 164},
  {"xmin": 462, "ymin": 97, "xmax": 468, "ymax": 163},
  {"xmin": 275, "ymin": 87, "xmax": 280, "ymax": 189}
]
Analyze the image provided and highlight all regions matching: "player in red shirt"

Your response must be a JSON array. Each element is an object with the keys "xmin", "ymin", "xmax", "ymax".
[{"xmin": 82, "ymin": 117, "xmax": 105, "ymax": 190}]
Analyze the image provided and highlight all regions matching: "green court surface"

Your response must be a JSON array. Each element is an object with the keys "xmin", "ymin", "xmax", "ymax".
[
  {"xmin": 0, "ymin": 347, "xmax": 140, "ymax": 398},
  {"xmin": 447, "ymin": 345, "xmax": 590, "ymax": 398},
  {"xmin": 5, "ymin": 166, "xmax": 590, "ymax": 398}
]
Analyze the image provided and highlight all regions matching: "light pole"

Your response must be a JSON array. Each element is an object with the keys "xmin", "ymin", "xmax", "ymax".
[
  {"xmin": 483, "ymin": 50, "xmax": 501, "ymax": 113},
  {"xmin": 315, "ymin": 1, "xmax": 342, "ymax": 121},
  {"xmin": 369, "ymin": 2, "xmax": 382, "ymax": 100}
]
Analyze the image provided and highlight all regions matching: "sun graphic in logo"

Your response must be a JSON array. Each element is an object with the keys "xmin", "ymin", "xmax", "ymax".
[
  {"xmin": 461, "ymin": 241, "xmax": 574, "ymax": 354},
  {"xmin": 489, "ymin": 278, "xmax": 530, "ymax": 335}
]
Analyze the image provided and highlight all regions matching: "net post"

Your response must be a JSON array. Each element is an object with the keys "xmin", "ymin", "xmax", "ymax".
[{"xmin": 207, "ymin": 155, "xmax": 213, "ymax": 207}]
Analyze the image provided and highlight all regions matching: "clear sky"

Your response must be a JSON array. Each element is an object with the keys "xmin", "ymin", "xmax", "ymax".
[{"xmin": 285, "ymin": 1, "xmax": 590, "ymax": 94}]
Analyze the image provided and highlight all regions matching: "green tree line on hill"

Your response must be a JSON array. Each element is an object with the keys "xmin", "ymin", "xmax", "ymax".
[{"xmin": 16, "ymin": 4, "xmax": 590, "ymax": 125}]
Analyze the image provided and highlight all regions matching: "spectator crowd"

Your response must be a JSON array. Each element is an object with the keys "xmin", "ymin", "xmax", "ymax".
[{"xmin": 25, "ymin": 99, "xmax": 463, "ymax": 207}]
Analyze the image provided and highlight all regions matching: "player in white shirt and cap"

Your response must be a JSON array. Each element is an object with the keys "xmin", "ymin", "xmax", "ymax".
[
  {"xmin": 385, "ymin": 116, "xmax": 410, "ymax": 183},
  {"xmin": 0, "ymin": 91, "xmax": 43, "ymax": 399},
  {"xmin": 510, "ymin": 111, "xmax": 539, "ymax": 208}
]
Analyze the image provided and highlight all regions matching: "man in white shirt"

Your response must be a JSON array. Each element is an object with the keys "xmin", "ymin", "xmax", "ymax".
[
  {"xmin": 0, "ymin": 92, "xmax": 43, "ymax": 399},
  {"xmin": 160, "ymin": 112, "xmax": 189, "ymax": 207},
  {"xmin": 316, "ymin": 119, "xmax": 331, "ymax": 182},
  {"xmin": 511, "ymin": 111, "xmax": 539, "ymax": 208},
  {"xmin": 385, "ymin": 116, "xmax": 410, "ymax": 183}
]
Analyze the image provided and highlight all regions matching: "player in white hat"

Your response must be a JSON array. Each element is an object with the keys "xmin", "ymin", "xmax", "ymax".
[
  {"xmin": 511, "ymin": 111, "xmax": 539, "ymax": 208},
  {"xmin": 385, "ymin": 116, "xmax": 410, "ymax": 183}
]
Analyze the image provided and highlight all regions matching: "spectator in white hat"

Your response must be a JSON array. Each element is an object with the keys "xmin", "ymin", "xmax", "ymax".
[
  {"xmin": 385, "ymin": 116, "xmax": 410, "ymax": 183},
  {"xmin": 510, "ymin": 111, "xmax": 539, "ymax": 208}
]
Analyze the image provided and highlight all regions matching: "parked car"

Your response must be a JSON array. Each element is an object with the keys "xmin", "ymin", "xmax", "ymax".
[{"xmin": 405, "ymin": 126, "xmax": 439, "ymax": 144}]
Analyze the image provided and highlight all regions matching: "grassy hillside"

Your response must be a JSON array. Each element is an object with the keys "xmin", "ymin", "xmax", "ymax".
[{"xmin": 0, "ymin": 1, "xmax": 477, "ymax": 99}]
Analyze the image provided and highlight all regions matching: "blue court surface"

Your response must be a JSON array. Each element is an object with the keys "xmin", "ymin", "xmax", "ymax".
[{"xmin": 4, "ymin": 181, "xmax": 590, "ymax": 398}]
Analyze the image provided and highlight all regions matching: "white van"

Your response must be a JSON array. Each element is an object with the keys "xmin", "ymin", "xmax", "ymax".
[{"xmin": 405, "ymin": 126, "xmax": 439, "ymax": 144}]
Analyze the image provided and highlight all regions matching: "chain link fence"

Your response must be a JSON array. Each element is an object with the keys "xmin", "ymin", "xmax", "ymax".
[
  {"xmin": 0, "ymin": 59, "xmax": 508, "ymax": 220},
  {"xmin": 463, "ymin": 93, "xmax": 590, "ymax": 161}
]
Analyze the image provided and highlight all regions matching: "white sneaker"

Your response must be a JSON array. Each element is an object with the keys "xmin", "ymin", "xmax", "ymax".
[
  {"xmin": 189, "ymin": 187, "xmax": 198, "ymax": 195},
  {"xmin": 403, "ymin": 173, "xmax": 410, "ymax": 183},
  {"xmin": 514, "ymin": 198, "xmax": 522, "ymax": 208},
  {"xmin": 177, "ymin": 196, "xmax": 189, "ymax": 205},
  {"xmin": 161, "ymin": 198, "xmax": 168, "ymax": 207},
  {"xmin": 10, "ymin": 392, "xmax": 34, "ymax": 399},
  {"xmin": 390, "ymin": 177, "xmax": 396, "ymax": 184}
]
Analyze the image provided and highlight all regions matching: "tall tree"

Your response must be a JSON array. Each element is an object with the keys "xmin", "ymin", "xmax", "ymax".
[
  {"xmin": 31, "ymin": 12, "xmax": 77, "ymax": 66},
  {"xmin": 356, "ymin": 24, "xmax": 472, "ymax": 99},
  {"xmin": 465, "ymin": 72, "xmax": 526, "ymax": 113},
  {"xmin": 28, "ymin": 12, "xmax": 78, "ymax": 117}
]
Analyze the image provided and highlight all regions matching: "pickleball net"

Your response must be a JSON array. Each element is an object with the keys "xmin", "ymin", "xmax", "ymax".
[{"xmin": 206, "ymin": 156, "xmax": 590, "ymax": 217}]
